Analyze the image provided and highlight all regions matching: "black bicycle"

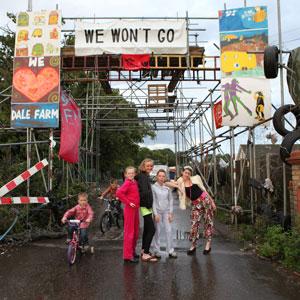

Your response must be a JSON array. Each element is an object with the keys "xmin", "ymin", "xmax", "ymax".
[{"xmin": 99, "ymin": 198, "xmax": 124, "ymax": 233}]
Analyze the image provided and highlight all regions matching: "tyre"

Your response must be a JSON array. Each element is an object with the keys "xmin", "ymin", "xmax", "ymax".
[
  {"xmin": 273, "ymin": 104, "xmax": 300, "ymax": 136},
  {"xmin": 280, "ymin": 128, "xmax": 300, "ymax": 163},
  {"xmin": 116, "ymin": 213, "xmax": 124, "ymax": 229},
  {"xmin": 100, "ymin": 212, "xmax": 112, "ymax": 233},
  {"xmin": 264, "ymin": 46, "xmax": 279, "ymax": 79},
  {"xmin": 67, "ymin": 243, "xmax": 77, "ymax": 265}
]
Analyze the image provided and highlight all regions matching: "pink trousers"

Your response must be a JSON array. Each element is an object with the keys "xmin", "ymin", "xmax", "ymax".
[{"xmin": 123, "ymin": 206, "xmax": 139, "ymax": 260}]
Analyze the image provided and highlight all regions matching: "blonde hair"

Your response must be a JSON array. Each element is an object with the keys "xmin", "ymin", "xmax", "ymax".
[
  {"xmin": 125, "ymin": 166, "xmax": 136, "ymax": 174},
  {"xmin": 139, "ymin": 158, "xmax": 154, "ymax": 172},
  {"xmin": 78, "ymin": 192, "xmax": 88, "ymax": 201}
]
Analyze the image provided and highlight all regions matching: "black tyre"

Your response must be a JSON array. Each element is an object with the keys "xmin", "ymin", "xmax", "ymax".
[
  {"xmin": 264, "ymin": 46, "xmax": 279, "ymax": 79},
  {"xmin": 273, "ymin": 104, "xmax": 300, "ymax": 136},
  {"xmin": 100, "ymin": 212, "xmax": 112, "ymax": 233},
  {"xmin": 280, "ymin": 128, "xmax": 300, "ymax": 163},
  {"xmin": 116, "ymin": 213, "xmax": 124, "ymax": 229},
  {"xmin": 67, "ymin": 243, "xmax": 77, "ymax": 265}
]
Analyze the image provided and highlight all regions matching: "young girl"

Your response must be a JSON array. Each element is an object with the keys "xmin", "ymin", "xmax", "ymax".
[
  {"xmin": 61, "ymin": 192, "xmax": 94, "ymax": 249},
  {"xmin": 152, "ymin": 169, "xmax": 177, "ymax": 258},
  {"xmin": 99, "ymin": 179, "xmax": 119, "ymax": 200},
  {"xmin": 116, "ymin": 166, "xmax": 140, "ymax": 263}
]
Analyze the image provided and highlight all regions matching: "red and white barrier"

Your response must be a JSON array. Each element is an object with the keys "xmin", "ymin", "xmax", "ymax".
[
  {"xmin": 0, "ymin": 197, "xmax": 49, "ymax": 205},
  {"xmin": 0, "ymin": 159, "xmax": 48, "ymax": 197}
]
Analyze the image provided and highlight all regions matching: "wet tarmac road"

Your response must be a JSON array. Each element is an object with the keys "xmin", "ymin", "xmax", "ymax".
[{"xmin": 0, "ymin": 204, "xmax": 299, "ymax": 300}]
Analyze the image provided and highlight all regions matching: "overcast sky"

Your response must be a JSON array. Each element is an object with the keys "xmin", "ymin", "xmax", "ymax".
[{"xmin": 1, "ymin": 0, "xmax": 299, "ymax": 153}]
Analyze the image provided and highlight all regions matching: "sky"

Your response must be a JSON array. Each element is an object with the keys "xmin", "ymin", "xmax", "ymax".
[{"xmin": 1, "ymin": 0, "xmax": 300, "ymax": 154}]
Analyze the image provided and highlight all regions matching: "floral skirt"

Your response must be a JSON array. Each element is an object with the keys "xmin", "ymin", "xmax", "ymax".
[{"xmin": 189, "ymin": 194, "xmax": 214, "ymax": 243}]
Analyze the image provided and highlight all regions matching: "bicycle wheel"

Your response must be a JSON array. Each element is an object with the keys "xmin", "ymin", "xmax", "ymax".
[
  {"xmin": 100, "ymin": 212, "xmax": 112, "ymax": 233},
  {"xmin": 67, "ymin": 243, "xmax": 77, "ymax": 265},
  {"xmin": 116, "ymin": 213, "xmax": 124, "ymax": 229}
]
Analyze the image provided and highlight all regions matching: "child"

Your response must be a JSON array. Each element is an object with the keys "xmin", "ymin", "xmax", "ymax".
[
  {"xmin": 61, "ymin": 192, "xmax": 94, "ymax": 250},
  {"xmin": 152, "ymin": 169, "xmax": 177, "ymax": 258},
  {"xmin": 116, "ymin": 166, "xmax": 140, "ymax": 263},
  {"xmin": 99, "ymin": 179, "xmax": 119, "ymax": 201}
]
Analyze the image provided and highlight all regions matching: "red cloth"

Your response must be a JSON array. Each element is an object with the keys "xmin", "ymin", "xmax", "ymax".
[
  {"xmin": 59, "ymin": 91, "xmax": 81, "ymax": 163},
  {"xmin": 116, "ymin": 179, "xmax": 140, "ymax": 207},
  {"xmin": 122, "ymin": 54, "xmax": 150, "ymax": 70},
  {"xmin": 213, "ymin": 101, "xmax": 223, "ymax": 129},
  {"xmin": 63, "ymin": 204, "xmax": 94, "ymax": 229},
  {"xmin": 123, "ymin": 206, "xmax": 139, "ymax": 259}
]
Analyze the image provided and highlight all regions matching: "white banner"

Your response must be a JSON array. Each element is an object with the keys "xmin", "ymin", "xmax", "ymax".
[{"xmin": 75, "ymin": 19, "xmax": 188, "ymax": 55}]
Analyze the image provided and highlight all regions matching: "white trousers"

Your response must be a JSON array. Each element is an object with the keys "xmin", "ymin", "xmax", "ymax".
[{"xmin": 152, "ymin": 211, "xmax": 174, "ymax": 254}]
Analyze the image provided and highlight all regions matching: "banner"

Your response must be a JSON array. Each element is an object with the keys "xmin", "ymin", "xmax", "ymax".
[
  {"xmin": 219, "ymin": 6, "xmax": 271, "ymax": 127},
  {"xmin": 11, "ymin": 10, "xmax": 61, "ymax": 128},
  {"xmin": 122, "ymin": 54, "xmax": 150, "ymax": 70},
  {"xmin": 75, "ymin": 19, "xmax": 187, "ymax": 55},
  {"xmin": 213, "ymin": 101, "xmax": 223, "ymax": 129},
  {"xmin": 59, "ymin": 91, "xmax": 81, "ymax": 164}
]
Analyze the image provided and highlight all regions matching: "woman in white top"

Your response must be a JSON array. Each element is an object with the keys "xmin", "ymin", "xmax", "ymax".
[{"xmin": 167, "ymin": 166, "xmax": 216, "ymax": 256}]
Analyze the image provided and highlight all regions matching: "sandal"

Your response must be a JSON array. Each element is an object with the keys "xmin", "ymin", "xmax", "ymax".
[{"xmin": 141, "ymin": 255, "xmax": 158, "ymax": 262}]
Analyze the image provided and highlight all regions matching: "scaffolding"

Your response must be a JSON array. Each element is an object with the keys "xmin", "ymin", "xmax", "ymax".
[{"xmin": 0, "ymin": 6, "xmax": 290, "ymax": 225}]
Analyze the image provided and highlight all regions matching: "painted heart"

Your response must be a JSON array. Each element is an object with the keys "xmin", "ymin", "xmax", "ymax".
[{"xmin": 13, "ymin": 67, "xmax": 59, "ymax": 102}]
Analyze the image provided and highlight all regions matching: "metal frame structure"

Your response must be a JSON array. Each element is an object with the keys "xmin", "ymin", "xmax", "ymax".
[{"xmin": 0, "ymin": 0, "xmax": 289, "ymax": 226}]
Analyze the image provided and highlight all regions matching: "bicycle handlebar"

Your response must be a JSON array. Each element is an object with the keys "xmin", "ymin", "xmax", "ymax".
[{"xmin": 67, "ymin": 220, "xmax": 81, "ymax": 225}]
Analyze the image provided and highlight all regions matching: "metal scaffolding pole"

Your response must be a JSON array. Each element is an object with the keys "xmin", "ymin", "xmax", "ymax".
[
  {"xmin": 48, "ymin": 129, "xmax": 54, "ymax": 192},
  {"xmin": 32, "ymin": 133, "xmax": 48, "ymax": 193},
  {"xmin": 210, "ymin": 92, "xmax": 217, "ymax": 197},
  {"xmin": 277, "ymin": 0, "xmax": 287, "ymax": 217},
  {"xmin": 85, "ymin": 84, "xmax": 89, "ymax": 183},
  {"xmin": 249, "ymin": 129, "xmax": 254, "ymax": 224},
  {"xmin": 231, "ymin": 128, "xmax": 237, "ymax": 217}
]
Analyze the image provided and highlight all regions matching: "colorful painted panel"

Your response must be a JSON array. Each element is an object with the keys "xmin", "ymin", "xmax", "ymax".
[
  {"xmin": 15, "ymin": 10, "xmax": 61, "ymax": 57},
  {"xmin": 12, "ymin": 10, "xmax": 61, "ymax": 128},
  {"xmin": 11, "ymin": 103, "xmax": 59, "ymax": 128},
  {"xmin": 12, "ymin": 57, "xmax": 60, "ymax": 103},
  {"xmin": 219, "ymin": 6, "xmax": 271, "ymax": 127},
  {"xmin": 221, "ymin": 78, "xmax": 271, "ymax": 127},
  {"xmin": 219, "ymin": 6, "xmax": 268, "ymax": 32}
]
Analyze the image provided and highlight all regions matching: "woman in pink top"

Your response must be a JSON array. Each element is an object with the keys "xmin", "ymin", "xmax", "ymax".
[
  {"xmin": 116, "ymin": 166, "xmax": 140, "ymax": 263},
  {"xmin": 62, "ymin": 192, "xmax": 94, "ymax": 247}
]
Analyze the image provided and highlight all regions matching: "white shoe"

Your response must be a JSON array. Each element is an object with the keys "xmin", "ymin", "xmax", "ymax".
[{"xmin": 169, "ymin": 251, "xmax": 177, "ymax": 258}]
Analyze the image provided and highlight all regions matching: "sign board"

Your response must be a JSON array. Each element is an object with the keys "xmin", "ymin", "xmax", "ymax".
[
  {"xmin": 75, "ymin": 19, "xmax": 188, "ymax": 55},
  {"xmin": 219, "ymin": 6, "xmax": 271, "ymax": 127},
  {"xmin": 11, "ymin": 10, "xmax": 61, "ymax": 128}
]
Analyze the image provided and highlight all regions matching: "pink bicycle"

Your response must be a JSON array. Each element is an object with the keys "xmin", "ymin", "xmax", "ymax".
[{"xmin": 66, "ymin": 220, "xmax": 94, "ymax": 265}]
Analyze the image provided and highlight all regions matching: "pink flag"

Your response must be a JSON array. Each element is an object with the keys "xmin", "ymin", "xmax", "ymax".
[{"xmin": 59, "ymin": 91, "xmax": 81, "ymax": 163}]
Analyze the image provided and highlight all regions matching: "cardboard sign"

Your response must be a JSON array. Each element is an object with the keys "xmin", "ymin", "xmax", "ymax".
[
  {"xmin": 11, "ymin": 10, "xmax": 61, "ymax": 128},
  {"xmin": 219, "ymin": 6, "xmax": 271, "ymax": 127},
  {"xmin": 75, "ymin": 19, "xmax": 187, "ymax": 55}
]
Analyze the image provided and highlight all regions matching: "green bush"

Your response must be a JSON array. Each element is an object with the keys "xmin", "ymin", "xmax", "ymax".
[
  {"xmin": 240, "ymin": 224, "xmax": 256, "ymax": 242},
  {"xmin": 283, "ymin": 230, "xmax": 300, "ymax": 272},
  {"xmin": 257, "ymin": 226, "xmax": 285, "ymax": 259}
]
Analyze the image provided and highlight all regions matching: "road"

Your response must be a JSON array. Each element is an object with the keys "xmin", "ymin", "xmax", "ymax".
[{"xmin": 0, "ymin": 202, "xmax": 299, "ymax": 300}]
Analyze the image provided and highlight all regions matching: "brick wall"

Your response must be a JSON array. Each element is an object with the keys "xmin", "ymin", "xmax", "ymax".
[{"xmin": 287, "ymin": 151, "xmax": 300, "ymax": 225}]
